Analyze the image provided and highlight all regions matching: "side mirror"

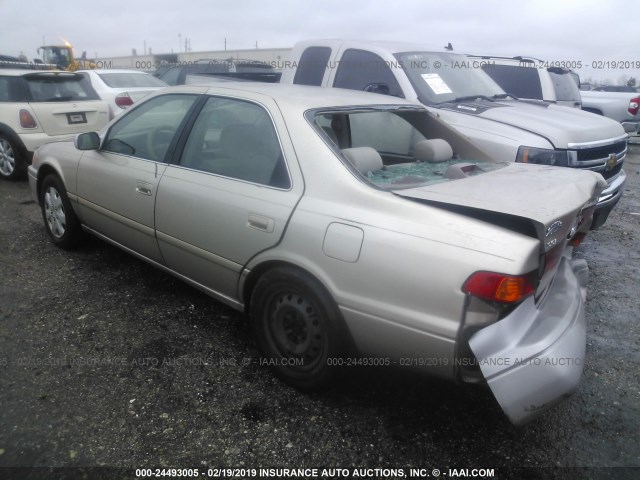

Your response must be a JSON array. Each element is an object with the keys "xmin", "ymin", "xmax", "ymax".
[
  {"xmin": 363, "ymin": 83, "xmax": 390, "ymax": 95},
  {"xmin": 75, "ymin": 131, "xmax": 100, "ymax": 150}
]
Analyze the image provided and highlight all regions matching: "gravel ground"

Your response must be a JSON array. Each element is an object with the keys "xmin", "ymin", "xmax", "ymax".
[{"xmin": 1, "ymin": 148, "xmax": 639, "ymax": 480}]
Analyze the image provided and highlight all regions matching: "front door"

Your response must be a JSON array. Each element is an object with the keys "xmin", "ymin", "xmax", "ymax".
[{"xmin": 76, "ymin": 93, "xmax": 200, "ymax": 262}]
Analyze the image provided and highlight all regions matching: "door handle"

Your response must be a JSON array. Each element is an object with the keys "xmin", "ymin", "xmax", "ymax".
[
  {"xmin": 136, "ymin": 181, "xmax": 152, "ymax": 196},
  {"xmin": 248, "ymin": 213, "xmax": 274, "ymax": 233}
]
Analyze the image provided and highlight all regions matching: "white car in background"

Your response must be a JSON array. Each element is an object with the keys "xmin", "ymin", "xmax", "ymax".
[
  {"xmin": 0, "ymin": 69, "xmax": 109, "ymax": 180},
  {"xmin": 77, "ymin": 69, "xmax": 167, "ymax": 118}
]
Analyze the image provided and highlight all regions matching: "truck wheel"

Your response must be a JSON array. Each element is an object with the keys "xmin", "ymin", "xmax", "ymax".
[
  {"xmin": 40, "ymin": 174, "xmax": 83, "ymax": 249},
  {"xmin": 0, "ymin": 134, "xmax": 26, "ymax": 180},
  {"xmin": 250, "ymin": 266, "xmax": 351, "ymax": 391}
]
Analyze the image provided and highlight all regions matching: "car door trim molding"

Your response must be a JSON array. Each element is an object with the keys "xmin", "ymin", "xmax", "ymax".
[
  {"xmin": 156, "ymin": 230, "xmax": 243, "ymax": 274},
  {"xmin": 77, "ymin": 196, "xmax": 155, "ymax": 238}
]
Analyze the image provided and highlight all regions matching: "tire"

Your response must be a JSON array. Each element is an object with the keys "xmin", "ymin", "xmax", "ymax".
[
  {"xmin": 0, "ymin": 134, "xmax": 26, "ymax": 181},
  {"xmin": 250, "ymin": 266, "xmax": 351, "ymax": 391},
  {"xmin": 40, "ymin": 174, "xmax": 83, "ymax": 249}
]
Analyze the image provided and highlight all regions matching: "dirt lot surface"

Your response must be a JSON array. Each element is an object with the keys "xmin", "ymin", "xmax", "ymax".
[{"xmin": 1, "ymin": 148, "xmax": 639, "ymax": 480}]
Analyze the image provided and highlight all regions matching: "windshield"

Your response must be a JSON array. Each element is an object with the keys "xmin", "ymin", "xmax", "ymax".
[
  {"xmin": 98, "ymin": 72, "xmax": 168, "ymax": 88},
  {"xmin": 25, "ymin": 74, "xmax": 100, "ymax": 102},
  {"xmin": 42, "ymin": 47, "xmax": 72, "ymax": 68},
  {"xmin": 395, "ymin": 51, "xmax": 505, "ymax": 105},
  {"xmin": 312, "ymin": 108, "xmax": 504, "ymax": 190}
]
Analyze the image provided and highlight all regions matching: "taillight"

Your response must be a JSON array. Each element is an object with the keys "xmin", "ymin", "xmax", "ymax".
[
  {"xmin": 115, "ymin": 93, "xmax": 134, "ymax": 109},
  {"xmin": 569, "ymin": 231, "xmax": 587, "ymax": 247},
  {"xmin": 540, "ymin": 244, "xmax": 564, "ymax": 277},
  {"xmin": 629, "ymin": 97, "xmax": 640, "ymax": 116},
  {"xmin": 19, "ymin": 109, "xmax": 37, "ymax": 129},
  {"xmin": 462, "ymin": 271, "xmax": 536, "ymax": 304}
]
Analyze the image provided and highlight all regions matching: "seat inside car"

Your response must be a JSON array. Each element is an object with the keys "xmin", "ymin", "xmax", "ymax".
[
  {"xmin": 413, "ymin": 139, "xmax": 453, "ymax": 163},
  {"xmin": 341, "ymin": 147, "xmax": 384, "ymax": 175}
]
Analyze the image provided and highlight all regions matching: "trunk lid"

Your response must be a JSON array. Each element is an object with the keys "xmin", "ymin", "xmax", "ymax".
[
  {"xmin": 28, "ymin": 100, "xmax": 108, "ymax": 136},
  {"xmin": 394, "ymin": 162, "xmax": 604, "ymax": 249},
  {"xmin": 394, "ymin": 162, "xmax": 604, "ymax": 296},
  {"xmin": 394, "ymin": 162, "xmax": 604, "ymax": 292}
]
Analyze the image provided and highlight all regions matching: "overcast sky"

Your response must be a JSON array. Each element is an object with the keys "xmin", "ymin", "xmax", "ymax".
[{"xmin": 2, "ymin": 0, "xmax": 639, "ymax": 83}]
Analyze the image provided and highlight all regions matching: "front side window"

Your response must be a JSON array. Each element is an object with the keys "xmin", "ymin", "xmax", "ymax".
[
  {"xmin": 179, "ymin": 96, "xmax": 290, "ymax": 188},
  {"xmin": 103, "ymin": 94, "xmax": 198, "ymax": 161}
]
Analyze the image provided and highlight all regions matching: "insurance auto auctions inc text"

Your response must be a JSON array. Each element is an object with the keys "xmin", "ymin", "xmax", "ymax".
[{"xmin": 204, "ymin": 467, "xmax": 496, "ymax": 478}]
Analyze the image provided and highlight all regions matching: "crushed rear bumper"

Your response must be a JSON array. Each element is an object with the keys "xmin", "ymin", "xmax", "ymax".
[{"xmin": 469, "ymin": 256, "xmax": 587, "ymax": 426}]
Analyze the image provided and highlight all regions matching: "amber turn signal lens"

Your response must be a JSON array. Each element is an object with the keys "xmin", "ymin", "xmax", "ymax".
[{"xmin": 463, "ymin": 271, "xmax": 536, "ymax": 304}]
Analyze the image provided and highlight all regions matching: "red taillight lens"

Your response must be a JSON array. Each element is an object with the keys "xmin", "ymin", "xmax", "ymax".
[
  {"xmin": 19, "ymin": 109, "xmax": 37, "ymax": 128},
  {"xmin": 629, "ymin": 97, "xmax": 640, "ymax": 116},
  {"xmin": 541, "ymin": 245, "xmax": 564, "ymax": 277},
  {"xmin": 115, "ymin": 93, "xmax": 134, "ymax": 109},
  {"xmin": 462, "ymin": 271, "xmax": 536, "ymax": 304},
  {"xmin": 569, "ymin": 231, "xmax": 587, "ymax": 247}
]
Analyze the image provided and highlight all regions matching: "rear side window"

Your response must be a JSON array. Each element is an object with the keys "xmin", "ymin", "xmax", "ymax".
[
  {"xmin": 334, "ymin": 49, "xmax": 404, "ymax": 98},
  {"xmin": 0, "ymin": 76, "xmax": 27, "ymax": 102},
  {"xmin": 179, "ymin": 96, "xmax": 290, "ymax": 188},
  {"xmin": 350, "ymin": 111, "xmax": 425, "ymax": 156},
  {"xmin": 24, "ymin": 74, "xmax": 100, "ymax": 102},
  {"xmin": 549, "ymin": 71, "xmax": 581, "ymax": 102},
  {"xmin": 294, "ymin": 47, "xmax": 332, "ymax": 86},
  {"xmin": 482, "ymin": 64, "xmax": 543, "ymax": 100}
]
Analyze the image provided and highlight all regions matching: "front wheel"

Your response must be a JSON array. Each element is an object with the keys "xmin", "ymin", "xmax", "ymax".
[
  {"xmin": 40, "ymin": 174, "xmax": 83, "ymax": 249},
  {"xmin": 250, "ymin": 267, "xmax": 351, "ymax": 391}
]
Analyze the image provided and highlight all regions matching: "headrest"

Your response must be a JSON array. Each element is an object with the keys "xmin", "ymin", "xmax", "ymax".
[
  {"xmin": 414, "ymin": 139, "xmax": 453, "ymax": 163},
  {"xmin": 341, "ymin": 147, "xmax": 383, "ymax": 175}
]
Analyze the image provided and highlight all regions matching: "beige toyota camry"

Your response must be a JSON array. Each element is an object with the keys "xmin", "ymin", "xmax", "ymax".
[{"xmin": 29, "ymin": 83, "xmax": 605, "ymax": 425}]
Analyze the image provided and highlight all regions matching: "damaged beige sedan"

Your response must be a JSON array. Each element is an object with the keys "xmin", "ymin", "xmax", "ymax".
[{"xmin": 28, "ymin": 84, "xmax": 605, "ymax": 425}]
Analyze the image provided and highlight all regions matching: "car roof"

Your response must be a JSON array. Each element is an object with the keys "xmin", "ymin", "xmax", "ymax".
[
  {"xmin": 0, "ymin": 68, "xmax": 69, "ymax": 77},
  {"xmin": 467, "ymin": 55, "xmax": 542, "ymax": 63},
  {"xmin": 294, "ymin": 39, "xmax": 453, "ymax": 55},
  {"xmin": 164, "ymin": 82, "xmax": 427, "ymax": 111}
]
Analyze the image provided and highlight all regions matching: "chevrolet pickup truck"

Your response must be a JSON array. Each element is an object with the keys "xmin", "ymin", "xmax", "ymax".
[
  {"xmin": 472, "ymin": 55, "xmax": 640, "ymax": 134},
  {"xmin": 279, "ymin": 40, "xmax": 628, "ymax": 229}
]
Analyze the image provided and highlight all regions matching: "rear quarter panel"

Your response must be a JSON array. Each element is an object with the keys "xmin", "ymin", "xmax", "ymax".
[{"xmin": 244, "ymin": 118, "xmax": 540, "ymax": 379}]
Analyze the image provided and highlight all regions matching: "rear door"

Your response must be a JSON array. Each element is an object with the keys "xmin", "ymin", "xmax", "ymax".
[
  {"xmin": 155, "ymin": 94, "xmax": 302, "ymax": 302},
  {"xmin": 76, "ymin": 93, "xmax": 201, "ymax": 262},
  {"xmin": 24, "ymin": 72, "xmax": 109, "ymax": 134}
]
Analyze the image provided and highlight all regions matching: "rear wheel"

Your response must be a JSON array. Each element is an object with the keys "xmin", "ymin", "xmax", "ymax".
[
  {"xmin": 40, "ymin": 174, "xmax": 83, "ymax": 249},
  {"xmin": 0, "ymin": 134, "xmax": 25, "ymax": 180},
  {"xmin": 250, "ymin": 266, "xmax": 351, "ymax": 391}
]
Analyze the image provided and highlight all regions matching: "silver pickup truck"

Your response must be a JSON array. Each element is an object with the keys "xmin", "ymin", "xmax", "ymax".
[
  {"xmin": 279, "ymin": 40, "xmax": 628, "ymax": 229},
  {"xmin": 474, "ymin": 55, "xmax": 640, "ymax": 134},
  {"xmin": 580, "ymin": 90, "xmax": 640, "ymax": 133}
]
